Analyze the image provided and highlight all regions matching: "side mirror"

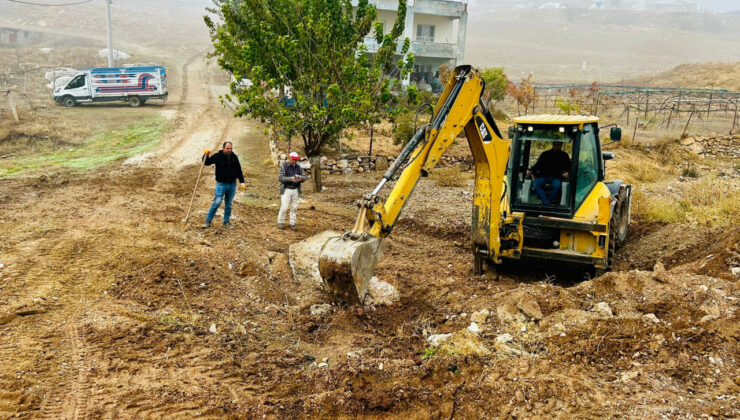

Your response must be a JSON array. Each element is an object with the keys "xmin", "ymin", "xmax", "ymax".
[
  {"xmin": 508, "ymin": 126, "xmax": 516, "ymax": 139},
  {"xmin": 610, "ymin": 127, "xmax": 622, "ymax": 142},
  {"xmin": 602, "ymin": 152, "xmax": 614, "ymax": 161}
]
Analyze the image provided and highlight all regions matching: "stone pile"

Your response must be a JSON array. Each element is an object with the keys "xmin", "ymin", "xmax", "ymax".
[
  {"xmin": 322, "ymin": 154, "xmax": 471, "ymax": 174},
  {"xmin": 681, "ymin": 134, "xmax": 740, "ymax": 158}
]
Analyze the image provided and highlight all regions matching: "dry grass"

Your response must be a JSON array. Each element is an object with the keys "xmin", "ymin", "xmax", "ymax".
[
  {"xmin": 632, "ymin": 174, "xmax": 740, "ymax": 227},
  {"xmin": 430, "ymin": 166, "xmax": 470, "ymax": 187},
  {"xmin": 633, "ymin": 189, "xmax": 687, "ymax": 223}
]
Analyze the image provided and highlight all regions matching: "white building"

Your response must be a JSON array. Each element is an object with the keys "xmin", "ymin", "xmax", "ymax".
[{"xmin": 353, "ymin": 0, "xmax": 469, "ymax": 88}]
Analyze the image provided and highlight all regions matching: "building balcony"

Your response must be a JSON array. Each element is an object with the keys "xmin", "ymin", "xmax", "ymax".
[
  {"xmin": 413, "ymin": 0, "xmax": 467, "ymax": 17},
  {"xmin": 351, "ymin": 0, "xmax": 467, "ymax": 17},
  {"xmin": 363, "ymin": 37, "xmax": 459, "ymax": 59},
  {"xmin": 410, "ymin": 40, "xmax": 459, "ymax": 58}
]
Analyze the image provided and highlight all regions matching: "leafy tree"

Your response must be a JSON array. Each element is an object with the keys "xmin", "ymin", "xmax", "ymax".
[
  {"xmin": 205, "ymin": 0, "xmax": 413, "ymax": 191},
  {"xmin": 480, "ymin": 67, "xmax": 508, "ymax": 103},
  {"xmin": 507, "ymin": 74, "xmax": 538, "ymax": 115}
]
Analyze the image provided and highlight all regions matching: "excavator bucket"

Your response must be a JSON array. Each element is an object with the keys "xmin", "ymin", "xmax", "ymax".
[{"xmin": 318, "ymin": 235, "xmax": 386, "ymax": 305}]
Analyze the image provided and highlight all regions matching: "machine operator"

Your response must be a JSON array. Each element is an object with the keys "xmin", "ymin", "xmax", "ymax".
[{"xmin": 526, "ymin": 141, "xmax": 571, "ymax": 205}]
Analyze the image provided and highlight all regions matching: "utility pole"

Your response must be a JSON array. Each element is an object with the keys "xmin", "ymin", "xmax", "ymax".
[{"xmin": 105, "ymin": 0, "xmax": 114, "ymax": 67}]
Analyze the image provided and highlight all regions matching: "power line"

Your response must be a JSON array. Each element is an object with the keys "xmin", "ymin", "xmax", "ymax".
[{"xmin": 7, "ymin": 0, "xmax": 94, "ymax": 6}]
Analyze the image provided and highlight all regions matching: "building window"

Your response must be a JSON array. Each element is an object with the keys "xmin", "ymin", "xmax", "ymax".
[
  {"xmin": 416, "ymin": 24, "xmax": 435, "ymax": 42},
  {"xmin": 375, "ymin": 21, "xmax": 385, "ymax": 35}
]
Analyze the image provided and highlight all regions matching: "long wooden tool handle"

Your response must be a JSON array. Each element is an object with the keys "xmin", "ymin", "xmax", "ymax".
[{"xmin": 183, "ymin": 156, "xmax": 207, "ymax": 224}]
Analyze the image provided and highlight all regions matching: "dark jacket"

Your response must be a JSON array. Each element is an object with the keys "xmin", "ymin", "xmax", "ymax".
[
  {"xmin": 278, "ymin": 161, "xmax": 305, "ymax": 195},
  {"xmin": 532, "ymin": 149, "xmax": 571, "ymax": 178},
  {"xmin": 204, "ymin": 151, "xmax": 245, "ymax": 184}
]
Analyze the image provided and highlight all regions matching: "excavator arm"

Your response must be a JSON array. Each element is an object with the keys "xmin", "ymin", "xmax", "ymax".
[{"xmin": 318, "ymin": 66, "xmax": 523, "ymax": 304}]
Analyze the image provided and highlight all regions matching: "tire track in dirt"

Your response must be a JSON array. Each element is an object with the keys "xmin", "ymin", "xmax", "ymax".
[
  {"xmin": 160, "ymin": 50, "xmax": 237, "ymax": 168},
  {"xmin": 38, "ymin": 324, "xmax": 91, "ymax": 420}
]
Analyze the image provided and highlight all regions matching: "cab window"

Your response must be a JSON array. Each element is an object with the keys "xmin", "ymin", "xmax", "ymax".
[
  {"xmin": 513, "ymin": 125, "xmax": 574, "ymax": 208},
  {"xmin": 66, "ymin": 75, "xmax": 86, "ymax": 89},
  {"xmin": 575, "ymin": 125, "xmax": 599, "ymax": 207}
]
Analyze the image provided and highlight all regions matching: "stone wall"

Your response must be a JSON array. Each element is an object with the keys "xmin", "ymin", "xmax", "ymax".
[
  {"xmin": 681, "ymin": 135, "xmax": 740, "ymax": 158},
  {"xmin": 322, "ymin": 154, "xmax": 471, "ymax": 174},
  {"xmin": 269, "ymin": 142, "xmax": 472, "ymax": 174}
]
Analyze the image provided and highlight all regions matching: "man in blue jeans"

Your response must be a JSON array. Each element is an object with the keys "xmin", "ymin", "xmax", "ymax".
[
  {"xmin": 201, "ymin": 141, "xmax": 245, "ymax": 229},
  {"xmin": 526, "ymin": 141, "xmax": 571, "ymax": 205}
]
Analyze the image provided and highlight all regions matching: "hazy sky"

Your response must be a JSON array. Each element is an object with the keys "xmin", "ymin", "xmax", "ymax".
[{"xmin": 465, "ymin": 0, "xmax": 738, "ymax": 13}]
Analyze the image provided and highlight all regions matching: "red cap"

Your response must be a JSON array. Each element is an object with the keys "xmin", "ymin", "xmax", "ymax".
[{"xmin": 289, "ymin": 152, "xmax": 300, "ymax": 160}]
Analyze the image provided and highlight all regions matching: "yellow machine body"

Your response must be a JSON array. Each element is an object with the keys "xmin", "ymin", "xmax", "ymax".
[{"xmin": 318, "ymin": 66, "xmax": 631, "ymax": 304}]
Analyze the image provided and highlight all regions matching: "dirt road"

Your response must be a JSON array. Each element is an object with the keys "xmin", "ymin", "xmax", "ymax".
[{"xmin": 1, "ymin": 52, "xmax": 739, "ymax": 419}]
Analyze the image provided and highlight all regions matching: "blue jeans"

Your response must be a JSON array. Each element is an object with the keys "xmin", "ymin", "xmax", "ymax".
[
  {"xmin": 205, "ymin": 181, "xmax": 236, "ymax": 224},
  {"xmin": 533, "ymin": 177, "xmax": 562, "ymax": 204}
]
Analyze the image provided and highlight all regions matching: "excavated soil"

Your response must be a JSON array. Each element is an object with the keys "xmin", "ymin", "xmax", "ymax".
[{"xmin": 1, "ymin": 58, "xmax": 739, "ymax": 420}]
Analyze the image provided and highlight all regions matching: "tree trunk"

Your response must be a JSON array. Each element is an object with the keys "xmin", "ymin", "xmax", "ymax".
[{"xmin": 309, "ymin": 155, "xmax": 322, "ymax": 192}]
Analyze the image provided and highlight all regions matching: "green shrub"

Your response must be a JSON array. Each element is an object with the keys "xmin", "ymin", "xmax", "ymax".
[{"xmin": 392, "ymin": 112, "xmax": 416, "ymax": 146}]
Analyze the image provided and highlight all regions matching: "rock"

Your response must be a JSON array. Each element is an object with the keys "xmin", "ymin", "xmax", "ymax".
[
  {"xmin": 593, "ymin": 302, "xmax": 613, "ymax": 318},
  {"xmin": 365, "ymin": 276, "xmax": 399, "ymax": 306},
  {"xmin": 652, "ymin": 261, "xmax": 669, "ymax": 283},
  {"xmin": 517, "ymin": 296, "xmax": 543, "ymax": 321},
  {"xmin": 317, "ymin": 362, "xmax": 328, "ymax": 369},
  {"xmin": 470, "ymin": 309, "xmax": 490, "ymax": 324},
  {"xmin": 493, "ymin": 333, "xmax": 527, "ymax": 356},
  {"xmin": 427, "ymin": 333, "xmax": 453, "ymax": 347},
  {"xmin": 375, "ymin": 156, "xmax": 389, "ymax": 171},
  {"xmin": 495, "ymin": 333, "xmax": 514, "ymax": 345},
  {"xmin": 700, "ymin": 314, "xmax": 717, "ymax": 324},
  {"xmin": 337, "ymin": 159, "xmax": 349, "ymax": 169},
  {"xmin": 732, "ymin": 267, "xmax": 740, "ymax": 277},
  {"xmin": 310, "ymin": 304, "xmax": 332, "ymax": 316},
  {"xmin": 378, "ymin": 363, "xmax": 384, "ymax": 370},
  {"xmin": 288, "ymin": 230, "xmax": 342, "ymax": 287},
  {"xmin": 321, "ymin": 357, "xmax": 328, "ymax": 363},
  {"xmin": 303, "ymin": 355, "xmax": 316, "ymax": 363},
  {"xmin": 467, "ymin": 322, "xmax": 481, "ymax": 334},
  {"xmin": 438, "ymin": 330, "xmax": 491, "ymax": 356},
  {"xmin": 497, "ymin": 304, "xmax": 528, "ymax": 324},
  {"xmin": 643, "ymin": 313, "xmax": 660, "ymax": 324},
  {"xmin": 209, "ymin": 323, "xmax": 217, "ymax": 334},
  {"xmin": 620, "ymin": 371, "xmax": 640, "ymax": 383}
]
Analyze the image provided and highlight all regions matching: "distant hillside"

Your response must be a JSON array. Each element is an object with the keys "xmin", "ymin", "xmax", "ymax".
[
  {"xmin": 626, "ymin": 62, "xmax": 740, "ymax": 91},
  {"xmin": 466, "ymin": 8, "xmax": 740, "ymax": 83}
]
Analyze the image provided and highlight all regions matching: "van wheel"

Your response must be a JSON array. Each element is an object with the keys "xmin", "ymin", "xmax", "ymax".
[
  {"xmin": 62, "ymin": 96, "xmax": 76, "ymax": 107},
  {"xmin": 129, "ymin": 96, "xmax": 142, "ymax": 107}
]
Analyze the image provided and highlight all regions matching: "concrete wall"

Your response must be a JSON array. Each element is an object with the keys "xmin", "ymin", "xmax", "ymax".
[
  {"xmin": 413, "ymin": 13, "xmax": 455, "ymax": 43},
  {"xmin": 376, "ymin": 10, "xmax": 400, "ymax": 34}
]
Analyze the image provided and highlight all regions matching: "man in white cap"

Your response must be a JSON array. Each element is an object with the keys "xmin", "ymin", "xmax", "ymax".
[{"xmin": 277, "ymin": 152, "xmax": 307, "ymax": 230}]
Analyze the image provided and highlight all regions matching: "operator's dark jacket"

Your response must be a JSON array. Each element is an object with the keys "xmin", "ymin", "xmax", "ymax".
[
  {"xmin": 531, "ymin": 149, "xmax": 571, "ymax": 178},
  {"xmin": 204, "ymin": 151, "xmax": 245, "ymax": 184}
]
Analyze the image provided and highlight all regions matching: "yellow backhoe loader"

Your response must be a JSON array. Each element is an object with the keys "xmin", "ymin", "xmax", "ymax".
[{"xmin": 318, "ymin": 65, "xmax": 631, "ymax": 304}]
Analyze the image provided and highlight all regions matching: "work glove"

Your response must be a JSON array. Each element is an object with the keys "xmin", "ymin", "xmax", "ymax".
[
  {"xmin": 240, "ymin": 183, "xmax": 246, "ymax": 191},
  {"xmin": 203, "ymin": 149, "xmax": 210, "ymax": 156}
]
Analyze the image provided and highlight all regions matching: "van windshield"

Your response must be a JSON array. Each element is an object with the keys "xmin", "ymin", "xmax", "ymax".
[{"xmin": 66, "ymin": 75, "xmax": 86, "ymax": 89}]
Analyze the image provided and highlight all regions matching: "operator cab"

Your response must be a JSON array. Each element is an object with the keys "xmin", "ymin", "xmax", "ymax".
[{"xmin": 507, "ymin": 115, "xmax": 604, "ymax": 218}]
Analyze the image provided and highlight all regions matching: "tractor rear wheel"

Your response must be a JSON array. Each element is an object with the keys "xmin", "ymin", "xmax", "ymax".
[{"xmin": 615, "ymin": 189, "xmax": 630, "ymax": 247}]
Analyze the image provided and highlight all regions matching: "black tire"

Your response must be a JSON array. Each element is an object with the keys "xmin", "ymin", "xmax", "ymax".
[
  {"xmin": 595, "ymin": 191, "xmax": 626, "ymax": 277},
  {"xmin": 62, "ymin": 96, "xmax": 76, "ymax": 107},
  {"xmin": 129, "ymin": 96, "xmax": 143, "ymax": 107},
  {"xmin": 615, "ymin": 190, "xmax": 630, "ymax": 247},
  {"xmin": 473, "ymin": 252, "xmax": 485, "ymax": 275}
]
